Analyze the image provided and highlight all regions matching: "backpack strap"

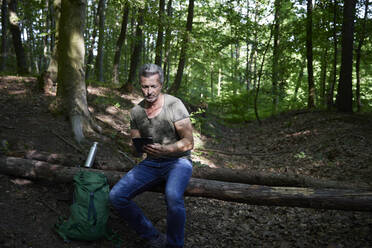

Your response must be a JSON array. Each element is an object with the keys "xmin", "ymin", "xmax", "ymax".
[{"xmin": 87, "ymin": 192, "xmax": 97, "ymax": 225}]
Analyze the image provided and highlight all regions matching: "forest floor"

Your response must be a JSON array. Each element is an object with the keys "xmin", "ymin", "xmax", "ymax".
[{"xmin": 0, "ymin": 76, "xmax": 372, "ymax": 248}]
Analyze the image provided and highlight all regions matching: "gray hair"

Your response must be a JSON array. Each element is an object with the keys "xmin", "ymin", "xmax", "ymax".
[{"xmin": 139, "ymin": 64, "xmax": 164, "ymax": 84}]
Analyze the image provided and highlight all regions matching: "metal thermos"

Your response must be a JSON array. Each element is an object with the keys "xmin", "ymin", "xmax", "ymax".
[{"xmin": 84, "ymin": 142, "xmax": 98, "ymax": 168}]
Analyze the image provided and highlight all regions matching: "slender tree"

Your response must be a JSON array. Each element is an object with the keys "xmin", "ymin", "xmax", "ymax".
[
  {"xmin": 120, "ymin": 7, "xmax": 145, "ymax": 93},
  {"xmin": 306, "ymin": 0, "xmax": 315, "ymax": 109},
  {"xmin": 355, "ymin": 0, "xmax": 369, "ymax": 112},
  {"xmin": 45, "ymin": 0, "xmax": 61, "ymax": 84},
  {"xmin": 112, "ymin": 2, "xmax": 130, "ymax": 85},
  {"xmin": 319, "ymin": 47, "xmax": 328, "ymax": 107},
  {"xmin": 336, "ymin": 0, "xmax": 357, "ymax": 112},
  {"xmin": 57, "ymin": 0, "xmax": 101, "ymax": 142},
  {"xmin": 328, "ymin": 0, "xmax": 339, "ymax": 109},
  {"xmin": 95, "ymin": 0, "xmax": 106, "ymax": 82},
  {"xmin": 168, "ymin": 0, "xmax": 194, "ymax": 94},
  {"xmin": 8, "ymin": 0, "xmax": 28, "ymax": 74},
  {"xmin": 154, "ymin": 0, "xmax": 165, "ymax": 66},
  {"xmin": 271, "ymin": 0, "xmax": 280, "ymax": 114},
  {"xmin": 85, "ymin": 1, "xmax": 99, "ymax": 80},
  {"xmin": 255, "ymin": 26, "xmax": 273, "ymax": 125},
  {"xmin": 163, "ymin": 0, "xmax": 173, "ymax": 87},
  {"xmin": 0, "ymin": 0, "xmax": 8, "ymax": 71}
]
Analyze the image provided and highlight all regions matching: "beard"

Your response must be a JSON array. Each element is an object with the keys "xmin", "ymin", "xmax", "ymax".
[{"xmin": 145, "ymin": 94, "xmax": 159, "ymax": 103}]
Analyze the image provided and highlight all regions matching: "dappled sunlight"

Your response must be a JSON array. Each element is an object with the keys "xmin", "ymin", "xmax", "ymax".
[
  {"xmin": 10, "ymin": 178, "xmax": 33, "ymax": 186},
  {"xmin": 0, "ymin": 76, "xmax": 37, "ymax": 96},
  {"xmin": 7, "ymin": 89, "xmax": 27, "ymax": 95},
  {"xmin": 95, "ymin": 112, "xmax": 129, "ymax": 134},
  {"xmin": 70, "ymin": 33, "xmax": 85, "ymax": 59},
  {"xmin": 285, "ymin": 129, "xmax": 313, "ymax": 138}
]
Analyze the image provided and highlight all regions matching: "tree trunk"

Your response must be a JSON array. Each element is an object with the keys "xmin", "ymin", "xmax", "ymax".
[
  {"xmin": 291, "ymin": 60, "xmax": 305, "ymax": 108},
  {"xmin": 355, "ymin": 0, "xmax": 369, "ymax": 112},
  {"xmin": 271, "ymin": 0, "xmax": 280, "ymax": 115},
  {"xmin": 56, "ymin": 0, "xmax": 101, "ymax": 143},
  {"xmin": 154, "ymin": 0, "xmax": 165, "ymax": 67},
  {"xmin": 168, "ymin": 0, "xmax": 194, "ymax": 94},
  {"xmin": 0, "ymin": 0, "xmax": 8, "ymax": 71},
  {"xmin": 44, "ymin": 0, "xmax": 61, "ymax": 88},
  {"xmin": 255, "ymin": 26, "xmax": 273, "ymax": 125},
  {"xmin": 8, "ymin": 0, "xmax": 28, "ymax": 74},
  {"xmin": 306, "ymin": 0, "xmax": 315, "ymax": 109},
  {"xmin": 111, "ymin": 2, "xmax": 130, "ymax": 85},
  {"xmin": 319, "ymin": 46, "xmax": 328, "ymax": 107},
  {"xmin": 120, "ymin": 7, "xmax": 145, "ymax": 93},
  {"xmin": 328, "ymin": 0, "xmax": 339, "ymax": 109},
  {"xmin": 163, "ymin": 0, "xmax": 173, "ymax": 88},
  {"xmin": 49, "ymin": 0, "xmax": 55, "ymax": 52},
  {"xmin": 19, "ymin": 150, "xmax": 372, "ymax": 190},
  {"xmin": 85, "ymin": 1, "xmax": 99, "ymax": 80},
  {"xmin": 1, "ymin": 156, "xmax": 372, "ymax": 212},
  {"xmin": 335, "ymin": 0, "xmax": 357, "ymax": 112},
  {"xmin": 94, "ymin": 0, "xmax": 106, "ymax": 82}
]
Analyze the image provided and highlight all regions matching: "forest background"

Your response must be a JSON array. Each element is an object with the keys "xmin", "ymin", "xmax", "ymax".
[
  {"xmin": 1, "ymin": 0, "xmax": 371, "ymax": 129},
  {"xmin": 1, "ymin": 0, "xmax": 372, "ymax": 247}
]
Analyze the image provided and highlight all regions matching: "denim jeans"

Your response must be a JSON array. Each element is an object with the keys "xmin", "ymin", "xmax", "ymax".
[{"xmin": 109, "ymin": 157, "xmax": 193, "ymax": 248}]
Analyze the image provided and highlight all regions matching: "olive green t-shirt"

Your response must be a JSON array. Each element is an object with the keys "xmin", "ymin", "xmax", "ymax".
[{"xmin": 130, "ymin": 94, "xmax": 191, "ymax": 159}]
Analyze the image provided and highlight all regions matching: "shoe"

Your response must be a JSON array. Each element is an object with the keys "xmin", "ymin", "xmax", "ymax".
[{"xmin": 147, "ymin": 233, "xmax": 167, "ymax": 248}]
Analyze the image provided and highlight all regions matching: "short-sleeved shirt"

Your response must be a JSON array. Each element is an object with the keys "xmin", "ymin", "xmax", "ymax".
[{"xmin": 130, "ymin": 94, "xmax": 191, "ymax": 159}]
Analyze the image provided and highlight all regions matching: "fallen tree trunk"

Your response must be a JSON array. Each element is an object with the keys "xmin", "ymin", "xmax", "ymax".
[
  {"xmin": 1, "ymin": 156, "xmax": 372, "ymax": 212},
  {"xmin": 18, "ymin": 150, "xmax": 371, "ymax": 190}
]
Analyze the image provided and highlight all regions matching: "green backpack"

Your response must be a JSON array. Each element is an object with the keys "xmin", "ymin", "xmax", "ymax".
[{"xmin": 55, "ymin": 170, "xmax": 113, "ymax": 242}]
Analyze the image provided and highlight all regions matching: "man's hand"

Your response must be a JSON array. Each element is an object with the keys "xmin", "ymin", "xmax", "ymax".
[{"xmin": 143, "ymin": 143, "xmax": 169, "ymax": 157}]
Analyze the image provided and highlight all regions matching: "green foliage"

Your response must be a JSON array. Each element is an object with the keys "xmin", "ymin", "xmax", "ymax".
[{"xmin": 2, "ymin": 0, "xmax": 372, "ymax": 119}]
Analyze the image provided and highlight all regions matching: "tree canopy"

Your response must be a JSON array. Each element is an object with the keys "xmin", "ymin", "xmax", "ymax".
[{"xmin": 0, "ymin": 0, "xmax": 371, "ymax": 124}]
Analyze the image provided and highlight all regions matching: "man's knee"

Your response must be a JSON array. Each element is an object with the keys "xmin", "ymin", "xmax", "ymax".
[
  {"xmin": 165, "ymin": 189, "xmax": 184, "ymax": 208},
  {"xmin": 109, "ymin": 187, "xmax": 130, "ymax": 208}
]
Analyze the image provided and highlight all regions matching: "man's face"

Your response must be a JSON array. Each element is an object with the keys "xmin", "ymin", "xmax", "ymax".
[{"xmin": 140, "ymin": 74, "xmax": 162, "ymax": 103}]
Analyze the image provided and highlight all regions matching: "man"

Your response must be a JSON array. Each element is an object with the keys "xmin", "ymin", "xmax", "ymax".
[{"xmin": 109, "ymin": 64, "xmax": 194, "ymax": 248}]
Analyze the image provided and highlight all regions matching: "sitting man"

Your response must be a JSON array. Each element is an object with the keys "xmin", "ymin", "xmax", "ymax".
[{"xmin": 109, "ymin": 63, "xmax": 194, "ymax": 248}]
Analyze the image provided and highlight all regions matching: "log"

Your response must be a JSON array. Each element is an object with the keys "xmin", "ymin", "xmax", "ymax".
[
  {"xmin": 20, "ymin": 150, "xmax": 371, "ymax": 190},
  {"xmin": 191, "ymin": 167, "xmax": 372, "ymax": 190},
  {"xmin": 1, "ymin": 156, "xmax": 372, "ymax": 212}
]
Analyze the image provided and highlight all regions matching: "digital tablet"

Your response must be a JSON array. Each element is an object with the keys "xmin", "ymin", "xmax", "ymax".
[{"xmin": 132, "ymin": 137, "xmax": 154, "ymax": 153}]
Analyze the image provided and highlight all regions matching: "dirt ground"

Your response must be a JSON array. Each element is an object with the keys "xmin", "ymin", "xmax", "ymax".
[{"xmin": 0, "ymin": 76, "xmax": 371, "ymax": 248}]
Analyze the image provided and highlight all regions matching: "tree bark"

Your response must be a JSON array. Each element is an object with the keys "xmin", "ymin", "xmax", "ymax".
[
  {"xmin": 163, "ymin": 0, "xmax": 173, "ymax": 88},
  {"xmin": 291, "ymin": 59, "xmax": 305, "ymax": 108},
  {"xmin": 57, "ymin": 0, "xmax": 101, "ymax": 143},
  {"xmin": 42, "ymin": 0, "xmax": 60, "ymax": 93},
  {"xmin": 94, "ymin": 0, "xmax": 106, "ymax": 82},
  {"xmin": 18, "ymin": 150, "xmax": 372, "ymax": 190},
  {"xmin": 319, "ymin": 47, "xmax": 328, "ymax": 107},
  {"xmin": 355, "ymin": 0, "xmax": 369, "ymax": 112},
  {"xmin": 255, "ymin": 26, "xmax": 273, "ymax": 125},
  {"xmin": 111, "ymin": 2, "xmax": 130, "ymax": 85},
  {"xmin": 0, "ymin": 0, "xmax": 8, "ymax": 71},
  {"xmin": 335, "ymin": 0, "xmax": 357, "ymax": 112},
  {"xmin": 120, "ymin": 7, "xmax": 145, "ymax": 93},
  {"xmin": 154, "ymin": 0, "xmax": 165, "ymax": 67},
  {"xmin": 306, "ymin": 0, "xmax": 315, "ymax": 109},
  {"xmin": 1, "ymin": 156, "xmax": 372, "ymax": 212},
  {"xmin": 271, "ymin": 0, "xmax": 280, "ymax": 115},
  {"xmin": 8, "ymin": 0, "xmax": 28, "ymax": 74},
  {"xmin": 328, "ymin": 0, "xmax": 339, "ymax": 109},
  {"xmin": 168, "ymin": 0, "xmax": 194, "ymax": 94},
  {"xmin": 85, "ymin": 1, "xmax": 99, "ymax": 81}
]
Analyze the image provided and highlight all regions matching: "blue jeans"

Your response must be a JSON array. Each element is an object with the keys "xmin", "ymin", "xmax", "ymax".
[{"xmin": 109, "ymin": 158, "xmax": 192, "ymax": 248}]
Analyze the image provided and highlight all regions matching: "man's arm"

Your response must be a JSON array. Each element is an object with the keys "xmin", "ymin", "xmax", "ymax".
[
  {"xmin": 130, "ymin": 129, "xmax": 142, "ymax": 157},
  {"xmin": 144, "ymin": 118, "xmax": 194, "ymax": 157}
]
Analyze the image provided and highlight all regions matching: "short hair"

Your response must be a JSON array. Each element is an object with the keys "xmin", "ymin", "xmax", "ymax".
[{"xmin": 139, "ymin": 64, "xmax": 164, "ymax": 84}]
